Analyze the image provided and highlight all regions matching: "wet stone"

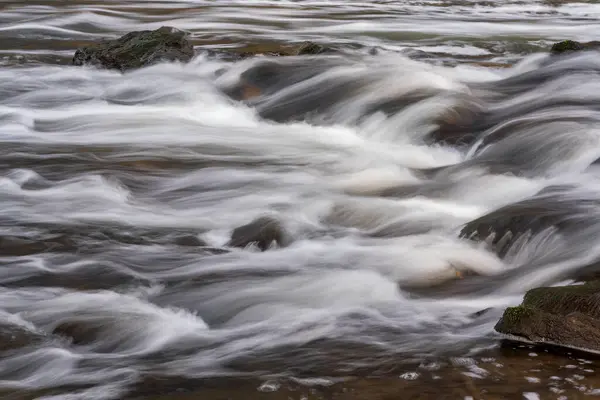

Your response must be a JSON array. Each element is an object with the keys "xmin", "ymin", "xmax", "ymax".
[
  {"xmin": 72, "ymin": 26, "xmax": 194, "ymax": 71},
  {"xmin": 52, "ymin": 320, "xmax": 107, "ymax": 346},
  {"xmin": 0, "ymin": 324, "xmax": 45, "ymax": 352},
  {"xmin": 295, "ymin": 41, "xmax": 327, "ymax": 55},
  {"xmin": 172, "ymin": 234, "xmax": 207, "ymax": 247},
  {"xmin": 550, "ymin": 40, "xmax": 600, "ymax": 55},
  {"xmin": 224, "ymin": 41, "xmax": 332, "ymax": 59},
  {"xmin": 227, "ymin": 216, "xmax": 289, "ymax": 251},
  {"xmin": 495, "ymin": 282, "xmax": 600, "ymax": 354},
  {"xmin": 459, "ymin": 185, "xmax": 593, "ymax": 258}
]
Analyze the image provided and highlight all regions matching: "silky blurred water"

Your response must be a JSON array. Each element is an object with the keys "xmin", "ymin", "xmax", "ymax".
[{"xmin": 2, "ymin": 1, "xmax": 600, "ymax": 399}]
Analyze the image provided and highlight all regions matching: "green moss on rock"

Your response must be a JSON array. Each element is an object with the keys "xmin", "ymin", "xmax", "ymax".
[
  {"xmin": 494, "ymin": 305, "xmax": 536, "ymax": 337},
  {"xmin": 495, "ymin": 282, "xmax": 600, "ymax": 353},
  {"xmin": 551, "ymin": 40, "xmax": 585, "ymax": 54},
  {"xmin": 503, "ymin": 305, "xmax": 533, "ymax": 325},
  {"xmin": 73, "ymin": 26, "xmax": 194, "ymax": 71},
  {"xmin": 522, "ymin": 282, "xmax": 600, "ymax": 318},
  {"xmin": 295, "ymin": 41, "xmax": 326, "ymax": 55},
  {"xmin": 550, "ymin": 40, "xmax": 600, "ymax": 55}
]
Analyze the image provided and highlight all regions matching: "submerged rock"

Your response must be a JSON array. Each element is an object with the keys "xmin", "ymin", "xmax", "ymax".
[
  {"xmin": 295, "ymin": 41, "xmax": 327, "ymax": 55},
  {"xmin": 231, "ymin": 41, "xmax": 331, "ymax": 59},
  {"xmin": 0, "ymin": 324, "xmax": 45, "ymax": 353},
  {"xmin": 72, "ymin": 26, "xmax": 194, "ymax": 71},
  {"xmin": 459, "ymin": 185, "xmax": 590, "ymax": 258},
  {"xmin": 459, "ymin": 206, "xmax": 554, "ymax": 259},
  {"xmin": 222, "ymin": 58, "xmax": 335, "ymax": 102},
  {"xmin": 423, "ymin": 93, "xmax": 487, "ymax": 147},
  {"xmin": 227, "ymin": 216, "xmax": 290, "ymax": 251},
  {"xmin": 52, "ymin": 320, "xmax": 103, "ymax": 346},
  {"xmin": 0, "ymin": 235, "xmax": 77, "ymax": 256},
  {"xmin": 495, "ymin": 282, "xmax": 600, "ymax": 354},
  {"xmin": 171, "ymin": 234, "xmax": 207, "ymax": 247},
  {"xmin": 550, "ymin": 40, "xmax": 600, "ymax": 55}
]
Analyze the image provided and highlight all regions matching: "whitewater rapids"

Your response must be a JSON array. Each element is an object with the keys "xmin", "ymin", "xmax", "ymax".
[{"xmin": 2, "ymin": 8, "xmax": 600, "ymax": 399}]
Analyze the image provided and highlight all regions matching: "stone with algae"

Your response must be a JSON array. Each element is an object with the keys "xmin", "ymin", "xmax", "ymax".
[
  {"xmin": 73, "ymin": 26, "xmax": 194, "ymax": 71},
  {"xmin": 550, "ymin": 40, "xmax": 600, "ymax": 55},
  {"xmin": 495, "ymin": 282, "xmax": 600, "ymax": 353}
]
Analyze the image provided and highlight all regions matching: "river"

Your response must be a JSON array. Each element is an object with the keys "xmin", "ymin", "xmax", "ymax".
[{"xmin": 1, "ymin": 1, "xmax": 600, "ymax": 399}]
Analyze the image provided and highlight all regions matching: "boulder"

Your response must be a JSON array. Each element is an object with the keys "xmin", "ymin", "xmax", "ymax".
[
  {"xmin": 459, "ymin": 185, "xmax": 591, "ymax": 258},
  {"xmin": 550, "ymin": 40, "xmax": 600, "ymax": 55},
  {"xmin": 495, "ymin": 282, "xmax": 600, "ymax": 354},
  {"xmin": 227, "ymin": 216, "xmax": 289, "ymax": 251},
  {"xmin": 73, "ymin": 26, "xmax": 194, "ymax": 71}
]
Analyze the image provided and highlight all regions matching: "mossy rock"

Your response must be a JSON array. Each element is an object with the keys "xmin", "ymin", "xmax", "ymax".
[
  {"xmin": 551, "ymin": 40, "xmax": 585, "ymax": 54},
  {"xmin": 523, "ymin": 282, "xmax": 600, "ymax": 318},
  {"xmin": 495, "ymin": 282, "xmax": 600, "ymax": 353},
  {"xmin": 73, "ymin": 26, "xmax": 194, "ymax": 71},
  {"xmin": 550, "ymin": 40, "xmax": 600, "ymax": 55}
]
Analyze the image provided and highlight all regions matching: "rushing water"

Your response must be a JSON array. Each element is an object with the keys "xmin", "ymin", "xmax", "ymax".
[{"xmin": 2, "ymin": 1, "xmax": 600, "ymax": 399}]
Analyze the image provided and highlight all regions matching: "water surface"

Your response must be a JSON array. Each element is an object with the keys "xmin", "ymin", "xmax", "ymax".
[{"xmin": 2, "ymin": 1, "xmax": 600, "ymax": 399}]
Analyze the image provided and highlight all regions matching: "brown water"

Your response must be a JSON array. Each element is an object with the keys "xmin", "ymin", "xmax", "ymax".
[
  {"xmin": 2, "ymin": 1, "xmax": 600, "ymax": 399},
  {"xmin": 6, "ymin": 344, "xmax": 600, "ymax": 399}
]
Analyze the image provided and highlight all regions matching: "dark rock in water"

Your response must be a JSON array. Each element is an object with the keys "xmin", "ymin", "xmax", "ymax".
[
  {"xmin": 0, "ymin": 224, "xmax": 215, "ymax": 256},
  {"xmin": 550, "ymin": 40, "xmax": 600, "ymax": 55},
  {"xmin": 233, "ymin": 44, "xmax": 293, "ymax": 59},
  {"xmin": 424, "ymin": 95, "xmax": 486, "ymax": 147},
  {"xmin": 212, "ymin": 41, "xmax": 332, "ymax": 61},
  {"xmin": 72, "ymin": 26, "xmax": 194, "ymax": 71},
  {"xmin": 459, "ymin": 185, "xmax": 592, "ymax": 258},
  {"xmin": 295, "ymin": 41, "xmax": 327, "ymax": 55},
  {"xmin": 52, "ymin": 320, "xmax": 104, "ymax": 346},
  {"xmin": 244, "ymin": 41, "xmax": 330, "ymax": 57},
  {"xmin": 222, "ymin": 58, "xmax": 335, "ymax": 102},
  {"xmin": 495, "ymin": 282, "xmax": 600, "ymax": 354},
  {"xmin": 460, "ymin": 207, "xmax": 553, "ymax": 259},
  {"xmin": 0, "ymin": 235, "xmax": 77, "ymax": 256},
  {"xmin": 0, "ymin": 324, "xmax": 45, "ymax": 353},
  {"xmin": 172, "ymin": 234, "xmax": 207, "ymax": 247},
  {"xmin": 235, "ymin": 61, "xmax": 290, "ymax": 96},
  {"xmin": 551, "ymin": 40, "xmax": 586, "ymax": 54},
  {"xmin": 227, "ymin": 216, "xmax": 289, "ymax": 251}
]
